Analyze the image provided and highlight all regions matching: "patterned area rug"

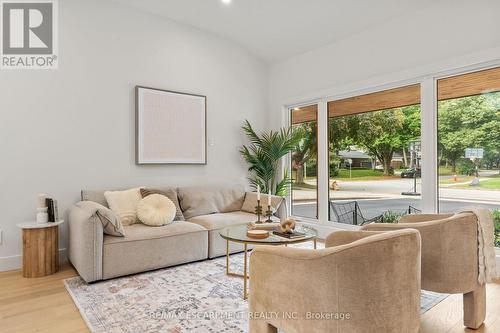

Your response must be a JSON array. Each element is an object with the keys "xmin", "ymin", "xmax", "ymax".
[{"xmin": 65, "ymin": 245, "xmax": 448, "ymax": 333}]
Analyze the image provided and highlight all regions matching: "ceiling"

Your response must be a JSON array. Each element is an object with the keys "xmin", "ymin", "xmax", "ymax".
[{"xmin": 111, "ymin": 0, "xmax": 437, "ymax": 64}]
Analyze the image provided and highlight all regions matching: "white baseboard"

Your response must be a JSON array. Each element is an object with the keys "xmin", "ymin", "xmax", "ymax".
[{"xmin": 0, "ymin": 248, "xmax": 67, "ymax": 272}]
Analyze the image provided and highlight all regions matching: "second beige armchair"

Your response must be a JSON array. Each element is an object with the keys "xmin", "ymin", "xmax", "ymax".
[
  {"xmin": 362, "ymin": 212, "xmax": 486, "ymax": 329},
  {"xmin": 249, "ymin": 229, "xmax": 421, "ymax": 333}
]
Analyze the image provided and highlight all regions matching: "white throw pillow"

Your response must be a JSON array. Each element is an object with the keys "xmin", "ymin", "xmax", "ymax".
[
  {"xmin": 137, "ymin": 194, "xmax": 176, "ymax": 226},
  {"xmin": 104, "ymin": 188, "xmax": 142, "ymax": 226}
]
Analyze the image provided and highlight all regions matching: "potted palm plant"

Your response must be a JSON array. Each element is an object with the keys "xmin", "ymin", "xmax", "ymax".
[{"xmin": 240, "ymin": 120, "xmax": 301, "ymax": 196}]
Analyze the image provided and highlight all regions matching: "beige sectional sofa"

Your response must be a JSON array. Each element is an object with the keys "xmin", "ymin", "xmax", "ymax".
[{"xmin": 68, "ymin": 186, "xmax": 285, "ymax": 283}]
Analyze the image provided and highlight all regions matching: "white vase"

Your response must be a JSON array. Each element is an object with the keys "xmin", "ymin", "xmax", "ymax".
[{"xmin": 36, "ymin": 207, "xmax": 49, "ymax": 223}]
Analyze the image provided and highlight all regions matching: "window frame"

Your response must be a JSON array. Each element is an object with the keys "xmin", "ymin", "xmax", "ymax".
[{"xmin": 282, "ymin": 60, "xmax": 500, "ymax": 234}]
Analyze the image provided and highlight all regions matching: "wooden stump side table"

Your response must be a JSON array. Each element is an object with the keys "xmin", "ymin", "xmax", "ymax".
[{"xmin": 16, "ymin": 220, "xmax": 64, "ymax": 278}]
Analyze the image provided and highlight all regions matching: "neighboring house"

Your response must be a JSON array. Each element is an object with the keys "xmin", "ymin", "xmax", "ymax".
[
  {"xmin": 391, "ymin": 152, "xmax": 405, "ymax": 170},
  {"xmin": 339, "ymin": 150, "xmax": 408, "ymax": 169},
  {"xmin": 338, "ymin": 150, "xmax": 373, "ymax": 168}
]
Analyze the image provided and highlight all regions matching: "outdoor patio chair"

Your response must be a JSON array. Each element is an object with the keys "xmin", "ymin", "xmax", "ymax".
[
  {"xmin": 407, "ymin": 205, "xmax": 422, "ymax": 215},
  {"xmin": 329, "ymin": 200, "xmax": 383, "ymax": 225}
]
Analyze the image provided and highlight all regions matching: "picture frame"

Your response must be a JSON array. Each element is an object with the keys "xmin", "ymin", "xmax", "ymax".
[{"xmin": 135, "ymin": 86, "xmax": 207, "ymax": 165}]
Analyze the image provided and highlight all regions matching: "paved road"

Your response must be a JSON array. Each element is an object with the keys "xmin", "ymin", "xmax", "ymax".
[
  {"xmin": 292, "ymin": 197, "xmax": 500, "ymax": 220},
  {"xmin": 298, "ymin": 174, "xmax": 500, "ymax": 202}
]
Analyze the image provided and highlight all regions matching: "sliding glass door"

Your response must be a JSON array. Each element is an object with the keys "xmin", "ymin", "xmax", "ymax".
[
  {"xmin": 290, "ymin": 105, "xmax": 318, "ymax": 219},
  {"xmin": 437, "ymin": 67, "xmax": 500, "ymax": 246},
  {"xmin": 327, "ymin": 85, "xmax": 422, "ymax": 225}
]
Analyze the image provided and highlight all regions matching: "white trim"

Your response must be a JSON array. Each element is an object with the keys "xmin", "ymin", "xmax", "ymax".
[
  {"xmin": 317, "ymin": 101, "xmax": 329, "ymax": 223},
  {"xmin": 0, "ymin": 248, "xmax": 67, "ymax": 272},
  {"xmin": 283, "ymin": 105, "xmax": 292, "ymax": 216},
  {"xmin": 421, "ymin": 78, "xmax": 438, "ymax": 213}
]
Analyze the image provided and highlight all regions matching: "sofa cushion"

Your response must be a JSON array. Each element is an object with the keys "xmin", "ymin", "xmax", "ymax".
[
  {"xmin": 141, "ymin": 188, "xmax": 185, "ymax": 221},
  {"xmin": 104, "ymin": 188, "xmax": 143, "ymax": 226},
  {"xmin": 241, "ymin": 192, "xmax": 284, "ymax": 214},
  {"xmin": 178, "ymin": 186, "xmax": 245, "ymax": 219},
  {"xmin": 102, "ymin": 222, "xmax": 208, "ymax": 279},
  {"xmin": 81, "ymin": 189, "xmax": 109, "ymax": 207},
  {"xmin": 104, "ymin": 221, "xmax": 206, "ymax": 244},
  {"xmin": 188, "ymin": 211, "xmax": 262, "ymax": 230}
]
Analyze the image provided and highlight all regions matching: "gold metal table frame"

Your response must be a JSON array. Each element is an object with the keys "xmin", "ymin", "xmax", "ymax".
[{"xmin": 223, "ymin": 233, "xmax": 317, "ymax": 300}]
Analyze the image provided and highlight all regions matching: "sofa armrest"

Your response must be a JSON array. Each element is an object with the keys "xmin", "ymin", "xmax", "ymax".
[{"xmin": 68, "ymin": 204, "xmax": 104, "ymax": 282}]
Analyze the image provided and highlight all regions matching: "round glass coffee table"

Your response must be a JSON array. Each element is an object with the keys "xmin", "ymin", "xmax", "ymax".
[{"xmin": 219, "ymin": 224, "xmax": 318, "ymax": 299}]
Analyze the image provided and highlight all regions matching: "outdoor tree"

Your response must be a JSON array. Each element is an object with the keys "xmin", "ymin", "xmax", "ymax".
[
  {"xmin": 353, "ymin": 109, "xmax": 406, "ymax": 176},
  {"xmin": 328, "ymin": 116, "xmax": 357, "ymax": 175},
  {"xmin": 291, "ymin": 122, "xmax": 317, "ymax": 184},
  {"xmin": 399, "ymin": 105, "xmax": 422, "ymax": 167},
  {"xmin": 438, "ymin": 94, "xmax": 500, "ymax": 173}
]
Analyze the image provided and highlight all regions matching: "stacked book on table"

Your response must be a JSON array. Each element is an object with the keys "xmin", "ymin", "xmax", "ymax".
[{"xmin": 45, "ymin": 198, "xmax": 59, "ymax": 222}]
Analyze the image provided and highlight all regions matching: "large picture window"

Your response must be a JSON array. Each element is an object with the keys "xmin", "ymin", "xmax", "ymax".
[
  {"xmin": 286, "ymin": 66, "xmax": 500, "ymax": 249},
  {"xmin": 437, "ymin": 67, "xmax": 500, "ymax": 247},
  {"xmin": 327, "ymin": 85, "xmax": 421, "ymax": 225},
  {"xmin": 290, "ymin": 105, "xmax": 318, "ymax": 219}
]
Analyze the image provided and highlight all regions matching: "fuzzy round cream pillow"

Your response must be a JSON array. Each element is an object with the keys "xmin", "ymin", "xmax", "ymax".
[{"xmin": 137, "ymin": 194, "xmax": 176, "ymax": 226}]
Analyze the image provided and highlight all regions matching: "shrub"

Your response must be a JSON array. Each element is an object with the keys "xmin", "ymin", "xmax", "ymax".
[
  {"xmin": 380, "ymin": 211, "xmax": 405, "ymax": 224},
  {"xmin": 329, "ymin": 164, "xmax": 340, "ymax": 177},
  {"xmin": 305, "ymin": 160, "xmax": 317, "ymax": 177},
  {"xmin": 493, "ymin": 209, "xmax": 500, "ymax": 247},
  {"xmin": 458, "ymin": 159, "xmax": 476, "ymax": 176}
]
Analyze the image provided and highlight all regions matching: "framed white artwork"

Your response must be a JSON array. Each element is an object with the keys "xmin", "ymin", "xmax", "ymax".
[{"xmin": 136, "ymin": 86, "xmax": 207, "ymax": 164}]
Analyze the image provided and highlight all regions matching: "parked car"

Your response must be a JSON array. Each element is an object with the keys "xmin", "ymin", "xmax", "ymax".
[{"xmin": 401, "ymin": 167, "xmax": 421, "ymax": 178}]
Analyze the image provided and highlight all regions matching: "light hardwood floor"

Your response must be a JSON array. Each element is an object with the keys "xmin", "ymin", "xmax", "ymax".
[{"xmin": 1, "ymin": 264, "xmax": 499, "ymax": 333}]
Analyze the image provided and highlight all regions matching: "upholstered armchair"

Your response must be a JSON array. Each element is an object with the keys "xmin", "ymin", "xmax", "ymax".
[
  {"xmin": 362, "ymin": 212, "xmax": 485, "ymax": 329},
  {"xmin": 249, "ymin": 229, "xmax": 421, "ymax": 333}
]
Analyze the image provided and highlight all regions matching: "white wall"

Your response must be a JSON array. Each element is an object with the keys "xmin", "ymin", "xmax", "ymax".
[
  {"xmin": 268, "ymin": 1, "xmax": 500, "ymax": 126},
  {"xmin": 0, "ymin": 0, "xmax": 268, "ymax": 270}
]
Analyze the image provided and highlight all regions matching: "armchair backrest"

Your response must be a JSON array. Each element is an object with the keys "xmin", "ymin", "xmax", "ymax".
[
  {"xmin": 249, "ymin": 229, "xmax": 422, "ymax": 333},
  {"xmin": 363, "ymin": 212, "xmax": 479, "ymax": 293},
  {"xmin": 321, "ymin": 229, "xmax": 422, "ymax": 332}
]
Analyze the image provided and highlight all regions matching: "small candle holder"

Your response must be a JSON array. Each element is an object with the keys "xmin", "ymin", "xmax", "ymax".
[
  {"xmin": 254, "ymin": 199, "xmax": 263, "ymax": 224},
  {"xmin": 265, "ymin": 205, "xmax": 273, "ymax": 223}
]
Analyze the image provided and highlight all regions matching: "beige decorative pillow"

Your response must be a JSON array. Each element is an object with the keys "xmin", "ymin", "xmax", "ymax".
[
  {"xmin": 241, "ymin": 192, "xmax": 284, "ymax": 214},
  {"xmin": 140, "ymin": 188, "xmax": 185, "ymax": 221},
  {"xmin": 137, "ymin": 194, "xmax": 176, "ymax": 226},
  {"xmin": 104, "ymin": 188, "xmax": 142, "ymax": 226},
  {"xmin": 75, "ymin": 201, "xmax": 125, "ymax": 236}
]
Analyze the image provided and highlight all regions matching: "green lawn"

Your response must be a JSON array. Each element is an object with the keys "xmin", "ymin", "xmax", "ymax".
[
  {"xmin": 447, "ymin": 176, "xmax": 500, "ymax": 190},
  {"xmin": 476, "ymin": 178, "xmax": 500, "ymax": 189},
  {"xmin": 335, "ymin": 169, "xmax": 397, "ymax": 181},
  {"xmin": 438, "ymin": 166, "xmax": 454, "ymax": 176},
  {"xmin": 439, "ymin": 176, "xmax": 474, "ymax": 185}
]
